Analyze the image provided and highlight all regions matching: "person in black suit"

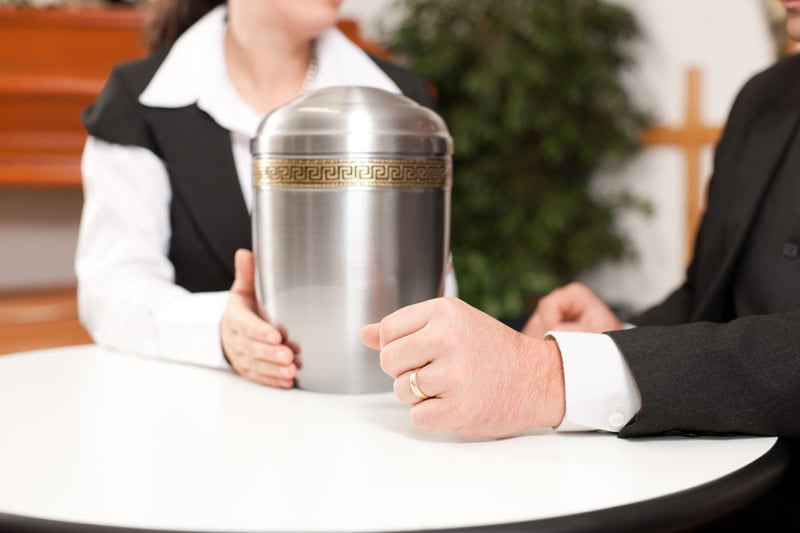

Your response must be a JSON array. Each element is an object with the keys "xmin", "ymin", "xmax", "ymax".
[{"xmin": 361, "ymin": 0, "xmax": 800, "ymax": 527}]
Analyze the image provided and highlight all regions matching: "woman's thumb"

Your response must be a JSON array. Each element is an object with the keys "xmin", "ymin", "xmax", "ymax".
[{"xmin": 231, "ymin": 249, "xmax": 256, "ymax": 294}]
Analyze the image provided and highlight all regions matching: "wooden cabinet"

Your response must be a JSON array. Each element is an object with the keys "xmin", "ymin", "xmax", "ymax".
[
  {"xmin": 0, "ymin": 7, "xmax": 389, "ymax": 189},
  {"xmin": 0, "ymin": 7, "xmax": 146, "ymax": 352},
  {"xmin": 0, "ymin": 6, "xmax": 147, "ymax": 188},
  {"xmin": 0, "ymin": 286, "xmax": 92, "ymax": 355}
]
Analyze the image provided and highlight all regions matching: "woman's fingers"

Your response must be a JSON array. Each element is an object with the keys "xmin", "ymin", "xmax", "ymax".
[{"xmin": 231, "ymin": 248, "xmax": 256, "ymax": 295}]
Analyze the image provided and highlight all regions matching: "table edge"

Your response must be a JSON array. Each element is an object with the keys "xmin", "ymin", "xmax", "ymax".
[
  {"xmin": 0, "ymin": 438, "xmax": 787, "ymax": 533},
  {"xmin": 440, "ymin": 436, "xmax": 790, "ymax": 533}
]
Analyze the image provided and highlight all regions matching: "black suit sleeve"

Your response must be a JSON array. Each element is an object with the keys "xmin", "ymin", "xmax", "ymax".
[
  {"xmin": 609, "ymin": 307, "xmax": 800, "ymax": 440},
  {"xmin": 611, "ymin": 55, "xmax": 800, "ymax": 440}
]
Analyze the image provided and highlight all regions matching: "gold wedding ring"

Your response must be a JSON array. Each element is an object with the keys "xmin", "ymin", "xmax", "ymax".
[{"xmin": 409, "ymin": 369, "xmax": 430, "ymax": 401}]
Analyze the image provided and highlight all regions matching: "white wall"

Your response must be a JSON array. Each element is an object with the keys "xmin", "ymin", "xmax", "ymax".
[
  {"xmin": 339, "ymin": 0, "xmax": 401, "ymax": 40},
  {"xmin": 0, "ymin": 0, "xmax": 781, "ymax": 311},
  {"xmin": 582, "ymin": 0, "xmax": 775, "ymax": 312},
  {"xmin": 0, "ymin": 189, "xmax": 83, "ymax": 290}
]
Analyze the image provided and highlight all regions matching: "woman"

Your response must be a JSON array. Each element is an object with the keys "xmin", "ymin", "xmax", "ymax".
[{"xmin": 77, "ymin": 0, "xmax": 455, "ymax": 388}]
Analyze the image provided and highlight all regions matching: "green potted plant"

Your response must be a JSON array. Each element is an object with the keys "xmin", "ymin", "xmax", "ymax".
[{"xmin": 386, "ymin": 0, "xmax": 650, "ymax": 320}]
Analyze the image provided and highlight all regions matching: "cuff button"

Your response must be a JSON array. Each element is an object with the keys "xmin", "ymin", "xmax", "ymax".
[{"xmin": 608, "ymin": 412, "xmax": 626, "ymax": 429}]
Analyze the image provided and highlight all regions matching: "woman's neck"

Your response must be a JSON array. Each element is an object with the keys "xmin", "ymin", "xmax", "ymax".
[{"xmin": 224, "ymin": 24, "xmax": 315, "ymax": 114}]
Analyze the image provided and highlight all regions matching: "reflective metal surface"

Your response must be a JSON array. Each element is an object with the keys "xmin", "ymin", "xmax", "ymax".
[
  {"xmin": 250, "ymin": 85, "xmax": 452, "ymax": 156},
  {"xmin": 252, "ymin": 86, "xmax": 452, "ymax": 393}
]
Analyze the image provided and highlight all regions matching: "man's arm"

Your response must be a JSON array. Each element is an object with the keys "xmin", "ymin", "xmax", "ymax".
[{"xmin": 609, "ymin": 308, "xmax": 800, "ymax": 440}]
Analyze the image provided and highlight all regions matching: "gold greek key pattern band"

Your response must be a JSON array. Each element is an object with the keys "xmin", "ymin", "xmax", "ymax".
[{"xmin": 253, "ymin": 158, "xmax": 451, "ymax": 189}]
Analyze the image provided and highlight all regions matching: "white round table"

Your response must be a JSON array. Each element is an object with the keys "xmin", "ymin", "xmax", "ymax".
[{"xmin": 0, "ymin": 345, "xmax": 785, "ymax": 532}]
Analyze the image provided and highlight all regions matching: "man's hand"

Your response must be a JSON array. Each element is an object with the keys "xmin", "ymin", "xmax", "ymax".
[
  {"xmin": 522, "ymin": 282, "xmax": 624, "ymax": 339},
  {"xmin": 361, "ymin": 297, "xmax": 565, "ymax": 438},
  {"xmin": 221, "ymin": 249, "xmax": 298, "ymax": 388}
]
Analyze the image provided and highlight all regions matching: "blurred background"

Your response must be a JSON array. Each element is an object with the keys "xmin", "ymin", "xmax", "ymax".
[{"xmin": 0, "ymin": 0, "xmax": 789, "ymax": 352}]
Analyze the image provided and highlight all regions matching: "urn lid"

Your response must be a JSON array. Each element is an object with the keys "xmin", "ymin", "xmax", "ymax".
[{"xmin": 250, "ymin": 86, "xmax": 452, "ymax": 157}]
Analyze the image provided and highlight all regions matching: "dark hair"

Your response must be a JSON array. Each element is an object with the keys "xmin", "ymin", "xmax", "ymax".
[{"xmin": 144, "ymin": 0, "xmax": 226, "ymax": 52}]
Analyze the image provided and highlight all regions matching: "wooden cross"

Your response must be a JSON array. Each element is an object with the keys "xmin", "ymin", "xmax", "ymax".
[{"xmin": 641, "ymin": 67, "xmax": 722, "ymax": 262}]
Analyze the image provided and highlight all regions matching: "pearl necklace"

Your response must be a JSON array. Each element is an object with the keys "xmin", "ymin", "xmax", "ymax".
[{"xmin": 300, "ymin": 41, "xmax": 318, "ymax": 95}]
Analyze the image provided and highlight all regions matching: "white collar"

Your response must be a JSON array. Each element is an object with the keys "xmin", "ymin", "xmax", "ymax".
[{"xmin": 139, "ymin": 5, "xmax": 401, "ymax": 138}]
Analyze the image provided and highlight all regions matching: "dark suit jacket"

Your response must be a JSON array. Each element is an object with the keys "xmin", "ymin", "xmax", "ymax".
[
  {"xmin": 82, "ymin": 49, "xmax": 434, "ymax": 293},
  {"xmin": 607, "ymin": 54, "xmax": 800, "ymax": 441}
]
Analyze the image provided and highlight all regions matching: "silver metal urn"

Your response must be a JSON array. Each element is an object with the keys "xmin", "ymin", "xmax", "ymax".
[{"xmin": 251, "ymin": 86, "xmax": 453, "ymax": 394}]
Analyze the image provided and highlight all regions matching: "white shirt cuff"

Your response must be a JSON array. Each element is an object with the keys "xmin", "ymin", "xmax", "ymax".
[
  {"xmin": 547, "ymin": 331, "xmax": 641, "ymax": 433},
  {"xmin": 154, "ymin": 291, "xmax": 230, "ymax": 369}
]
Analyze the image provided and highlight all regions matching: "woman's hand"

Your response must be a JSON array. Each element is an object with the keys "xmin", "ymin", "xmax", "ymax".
[{"xmin": 221, "ymin": 249, "xmax": 298, "ymax": 388}]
